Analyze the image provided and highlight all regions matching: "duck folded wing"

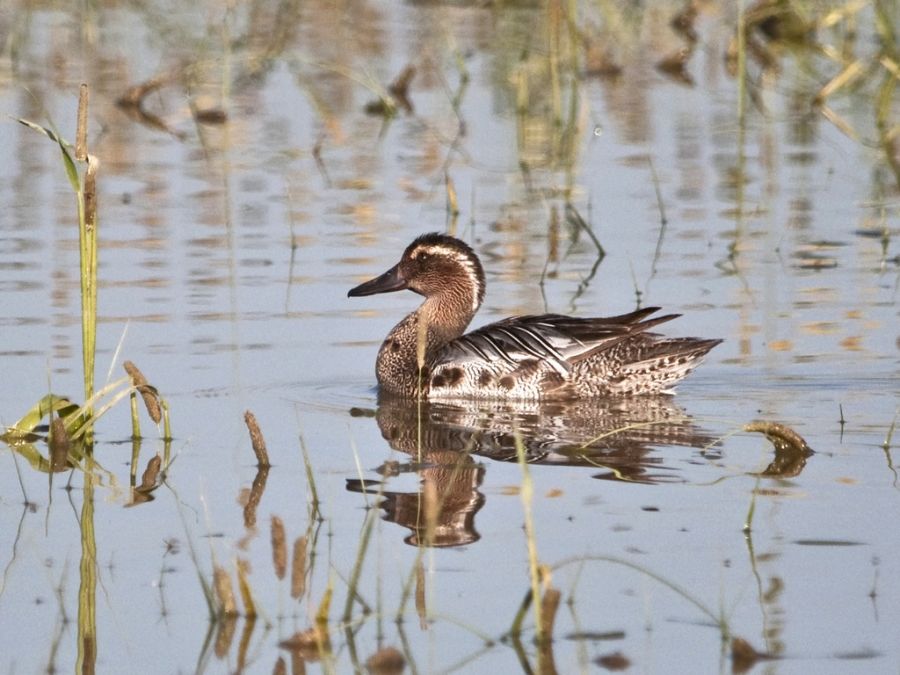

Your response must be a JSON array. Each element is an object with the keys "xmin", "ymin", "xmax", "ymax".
[{"xmin": 437, "ymin": 309, "xmax": 677, "ymax": 371}]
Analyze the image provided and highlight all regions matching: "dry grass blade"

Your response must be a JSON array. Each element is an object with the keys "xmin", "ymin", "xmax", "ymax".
[
  {"xmin": 815, "ymin": 59, "xmax": 865, "ymax": 103},
  {"xmin": 213, "ymin": 565, "xmax": 238, "ymax": 616},
  {"xmin": 819, "ymin": 104, "xmax": 860, "ymax": 141},
  {"xmin": 236, "ymin": 559, "xmax": 257, "ymax": 618},
  {"xmin": 290, "ymin": 536, "xmax": 307, "ymax": 599},
  {"xmin": 415, "ymin": 560, "xmax": 427, "ymax": 629},
  {"xmin": 272, "ymin": 656, "xmax": 286, "ymax": 675},
  {"xmin": 123, "ymin": 361, "xmax": 161, "ymax": 423},
  {"xmin": 244, "ymin": 410, "xmax": 270, "ymax": 467},
  {"xmin": 270, "ymin": 515, "xmax": 287, "ymax": 580},
  {"xmin": 445, "ymin": 173, "xmax": 460, "ymax": 218}
]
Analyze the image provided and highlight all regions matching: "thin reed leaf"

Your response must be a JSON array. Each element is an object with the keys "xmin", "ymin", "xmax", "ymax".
[
  {"xmin": 342, "ymin": 508, "xmax": 377, "ymax": 622},
  {"xmin": 299, "ymin": 435, "xmax": 322, "ymax": 521}
]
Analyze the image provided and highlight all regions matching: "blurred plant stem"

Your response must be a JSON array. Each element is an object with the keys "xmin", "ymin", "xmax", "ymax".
[{"xmin": 77, "ymin": 456, "xmax": 98, "ymax": 674}]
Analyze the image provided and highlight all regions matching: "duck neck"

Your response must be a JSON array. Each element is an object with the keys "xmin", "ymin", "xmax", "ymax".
[{"xmin": 376, "ymin": 290, "xmax": 479, "ymax": 396}]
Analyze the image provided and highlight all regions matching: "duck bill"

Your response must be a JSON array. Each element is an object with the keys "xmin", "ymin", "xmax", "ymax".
[{"xmin": 348, "ymin": 263, "xmax": 408, "ymax": 297}]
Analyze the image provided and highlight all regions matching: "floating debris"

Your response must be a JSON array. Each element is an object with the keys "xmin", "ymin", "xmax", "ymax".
[
  {"xmin": 194, "ymin": 107, "xmax": 228, "ymax": 125},
  {"xmin": 595, "ymin": 650, "xmax": 631, "ymax": 671},
  {"xmin": 365, "ymin": 646, "xmax": 405, "ymax": 675}
]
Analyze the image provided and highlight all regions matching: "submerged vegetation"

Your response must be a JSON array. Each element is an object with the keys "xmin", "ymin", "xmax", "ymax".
[{"xmin": 0, "ymin": 0, "xmax": 898, "ymax": 673}]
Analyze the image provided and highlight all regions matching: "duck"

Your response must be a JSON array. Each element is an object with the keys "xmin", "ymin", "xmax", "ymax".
[{"xmin": 348, "ymin": 232, "xmax": 721, "ymax": 400}]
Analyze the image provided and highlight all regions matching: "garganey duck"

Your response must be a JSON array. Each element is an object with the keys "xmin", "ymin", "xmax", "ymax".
[{"xmin": 348, "ymin": 233, "xmax": 721, "ymax": 399}]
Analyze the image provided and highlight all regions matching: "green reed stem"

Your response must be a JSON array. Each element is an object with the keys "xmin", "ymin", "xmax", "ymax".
[
  {"xmin": 129, "ymin": 392, "xmax": 141, "ymax": 439},
  {"xmin": 76, "ymin": 84, "xmax": 98, "ymax": 410}
]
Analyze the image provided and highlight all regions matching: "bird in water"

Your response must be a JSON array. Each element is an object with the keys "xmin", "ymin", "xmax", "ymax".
[{"xmin": 348, "ymin": 233, "xmax": 721, "ymax": 400}]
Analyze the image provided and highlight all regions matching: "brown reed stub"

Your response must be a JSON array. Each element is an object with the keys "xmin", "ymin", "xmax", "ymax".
[
  {"xmin": 76, "ymin": 83, "xmax": 88, "ymax": 161},
  {"xmin": 83, "ymin": 156, "xmax": 99, "ymax": 234},
  {"xmin": 290, "ymin": 536, "xmax": 307, "ymax": 599},
  {"xmin": 48, "ymin": 416, "xmax": 70, "ymax": 473},
  {"xmin": 213, "ymin": 565, "xmax": 238, "ymax": 616},
  {"xmin": 137, "ymin": 455, "xmax": 161, "ymax": 492},
  {"xmin": 243, "ymin": 410, "xmax": 270, "ymax": 467},
  {"xmin": 270, "ymin": 515, "xmax": 287, "ymax": 580},
  {"xmin": 744, "ymin": 420, "xmax": 813, "ymax": 455},
  {"xmin": 123, "ymin": 361, "xmax": 162, "ymax": 423},
  {"xmin": 365, "ymin": 646, "xmax": 405, "ymax": 675},
  {"xmin": 272, "ymin": 657, "xmax": 287, "ymax": 675}
]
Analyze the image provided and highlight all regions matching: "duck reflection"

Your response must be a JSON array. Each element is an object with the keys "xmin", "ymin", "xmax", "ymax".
[{"xmin": 347, "ymin": 394, "xmax": 719, "ymax": 547}]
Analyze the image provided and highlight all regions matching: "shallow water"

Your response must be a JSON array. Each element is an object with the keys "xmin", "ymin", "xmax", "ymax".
[{"xmin": 1, "ymin": 1, "xmax": 899, "ymax": 673}]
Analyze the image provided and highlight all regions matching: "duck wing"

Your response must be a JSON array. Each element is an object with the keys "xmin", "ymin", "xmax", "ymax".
[
  {"xmin": 438, "ymin": 307, "xmax": 678, "ymax": 373},
  {"xmin": 426, "ymin": 308, "xmax": 680, "ymax": 399}
]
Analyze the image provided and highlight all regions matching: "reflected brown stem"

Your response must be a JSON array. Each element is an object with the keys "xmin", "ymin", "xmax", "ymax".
[
  {"xmin": 243, "ymin": 466, "xmax": 270, "ymax": 529},
  {"xmin": 236, "ymin": 616, "xmax": 257, "ymax": 671},
  {"xmin": 537, "ymin": 588, "xmax": 561, "ymax": 675},
  {"xmin": 214, "ymin": 615, "xmax": 238, "ymax": 659}
]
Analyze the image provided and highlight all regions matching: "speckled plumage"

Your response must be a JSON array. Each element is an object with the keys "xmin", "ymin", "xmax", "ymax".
[{"xmin": 349, "ymin": 233, "xmax": 721, "ymax": 400}]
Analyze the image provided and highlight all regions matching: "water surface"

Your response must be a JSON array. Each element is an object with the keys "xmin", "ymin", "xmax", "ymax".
[{"xmin": 1, "ymin": 2, "xmax": 898, "ymax": 673}]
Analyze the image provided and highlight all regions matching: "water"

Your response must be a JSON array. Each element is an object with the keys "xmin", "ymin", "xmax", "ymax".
[{"xmin": 1, "ymin": 2, "xmax": 898, "ymax": 673}]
